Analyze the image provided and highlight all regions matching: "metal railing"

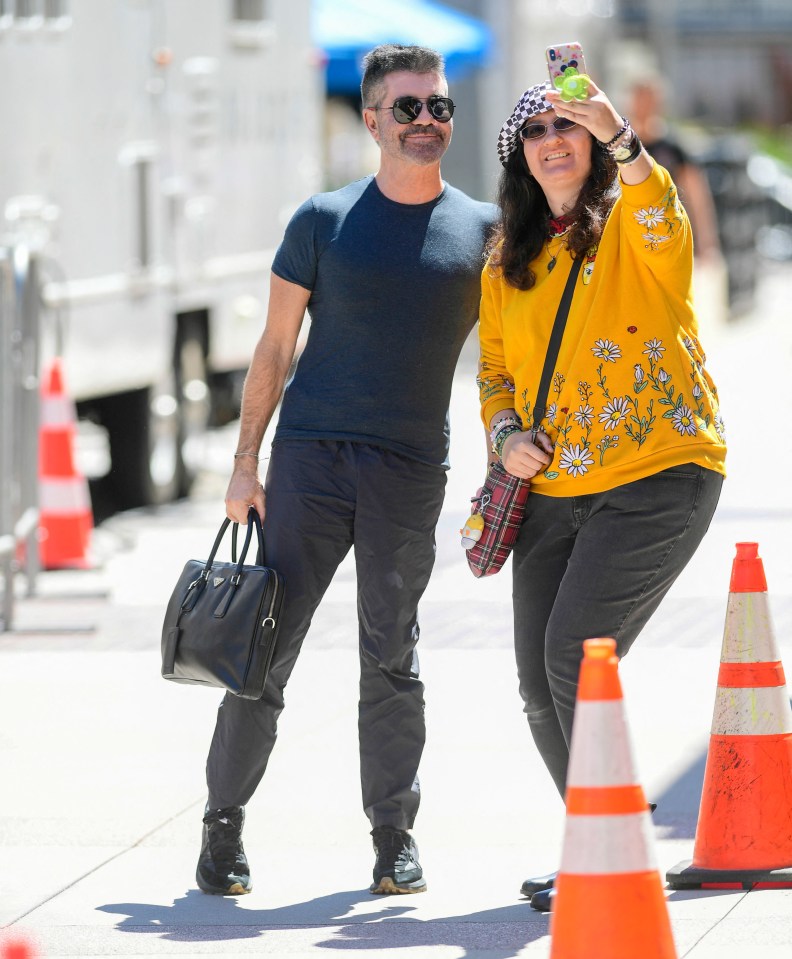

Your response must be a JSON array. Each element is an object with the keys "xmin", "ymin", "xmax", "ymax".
[{"xmin": 1, "ymin": 243, "xmax": 41, "ymax": 630}]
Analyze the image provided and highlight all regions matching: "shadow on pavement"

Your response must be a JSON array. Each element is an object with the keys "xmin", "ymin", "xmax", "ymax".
[
  {"xmin": 652, "ymin": 750, "xmax": 707, "ymax": 840},
  {"xmin": 98, "ymin": 888, "xmax": 379, "ymax": 942},
  {"xmin": 313, "ymin": 902, "xmax": 548, "ymax": 956},
  {"xmin": 98, "ymin": 888, "xmax": 548, "ymax": 956}
]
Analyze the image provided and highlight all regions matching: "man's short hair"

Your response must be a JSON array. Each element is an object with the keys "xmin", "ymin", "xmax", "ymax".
[{"xmin": 361, "ymin": 44, "xmax": 446, "ymax": 107}]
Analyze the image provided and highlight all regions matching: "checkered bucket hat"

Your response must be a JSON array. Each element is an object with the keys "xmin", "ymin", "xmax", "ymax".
[{"xmin": 496, "ymin": 82, "xmax": 552, "ymax": 167}]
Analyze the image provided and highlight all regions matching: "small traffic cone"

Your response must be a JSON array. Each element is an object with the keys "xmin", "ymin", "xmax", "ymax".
[
  {"xmin": 549, "ymin": 638, "xmax": 677, "ymax": 959},
  {"xmin": 666, "ymin": 542, "xmax": 792, "ymax": 889},
  {"xmin": 1, "ymin": 936, "xmax": 37, "ymax": 958},
  {"xmin": 37, "ymin": 358, "xmax": 93, "ymax": 569}
]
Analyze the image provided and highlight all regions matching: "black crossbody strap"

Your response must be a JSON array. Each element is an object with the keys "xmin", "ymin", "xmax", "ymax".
[{"xmin": 531, "ymin": 256, "xmax": 583, "ymax": 436}]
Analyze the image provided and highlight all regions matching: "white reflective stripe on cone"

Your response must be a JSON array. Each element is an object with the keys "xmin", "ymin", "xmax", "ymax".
[
  {"xmin": 40, "ymin": 395, "xmax": 77, "ymax": 427},
  {"xmin": 712, "ymin": 685, "xmax": 792, "ymax": 735},
  {"xmin": 566, "ymin": 700, "xmax": 640, "ymax": 788},
  {"xmin": 722, "ymin": 593, "xmax": 779, "ymax": 662},
  {"xmin": 559, "ymin": 811, "xmax": 657, "ymax": 875},
  {"xmin": 40, "ymin": 478, "xmax": 91, "ymax": 513}
]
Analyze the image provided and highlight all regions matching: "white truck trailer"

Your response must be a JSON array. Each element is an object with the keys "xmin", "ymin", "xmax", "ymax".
[{"xmin": 1, "ymin": 0, "xmax": 322, "ymax": 508}]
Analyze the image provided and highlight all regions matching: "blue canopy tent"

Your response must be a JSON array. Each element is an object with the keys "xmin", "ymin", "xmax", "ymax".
[{"xmin": 313, "ymin": 0, "xmax": 493, "ymax": 97}]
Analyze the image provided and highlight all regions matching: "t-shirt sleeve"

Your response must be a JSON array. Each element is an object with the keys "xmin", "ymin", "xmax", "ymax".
[{"xmin": 271, "ymin": 197, "xmax": 318, "ymax": 291}]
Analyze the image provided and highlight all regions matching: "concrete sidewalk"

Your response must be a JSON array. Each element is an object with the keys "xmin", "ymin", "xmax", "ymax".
[{"xmin": 2, "ymin": 267, "xmax": 792, "ymax": 958}]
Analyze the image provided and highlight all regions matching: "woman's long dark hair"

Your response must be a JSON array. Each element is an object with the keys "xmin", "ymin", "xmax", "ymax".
[{"xmin": 487, "ymin": 138, "xmax": 620, "ymax": 290}]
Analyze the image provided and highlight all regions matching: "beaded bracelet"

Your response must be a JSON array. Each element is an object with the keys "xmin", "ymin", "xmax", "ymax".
[
  {"xmin": 493, "ymin": 425, "xmax": 522, "ymax": 460},
  {"xmin": 490, "ymin": 418, "xmax": 520, "ymax": 454},
  {"xmin": 489, "ymin": 415, "xmax": 520, "ymax": 449},
  {"xmin": 599, "ymin": 116, "xmax": 630, "ymax": 150}
]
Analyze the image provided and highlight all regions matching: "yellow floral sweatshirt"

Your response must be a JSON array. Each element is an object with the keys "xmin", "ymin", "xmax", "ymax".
[{"xmin": 478, "ymin": 162, "xmax": 727, "ymax": 497}]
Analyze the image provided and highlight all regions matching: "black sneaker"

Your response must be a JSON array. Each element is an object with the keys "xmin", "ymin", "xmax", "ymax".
[
  {"xmin": 370, "ymin": 825, "xmax": 426, "ymax": 894},
  {"xmin": 530, "ymin": 887, "xmax": 555, "ymax": 912},
  {"xmin": 520, "ymin": 871, "xmax": 557, "ymax": 897},
  {"xmin": 196, "ymin": 805, "xmax": 251, "ymax": 895}
]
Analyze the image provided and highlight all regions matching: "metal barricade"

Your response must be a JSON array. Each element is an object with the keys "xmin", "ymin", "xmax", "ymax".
[{"xmin": 1, "ymin": 244, "xmax": 41, "ymax": 630}]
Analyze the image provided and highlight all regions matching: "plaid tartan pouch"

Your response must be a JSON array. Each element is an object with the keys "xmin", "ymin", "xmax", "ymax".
[{"xmin": 464, "ymin": 461, "xmax": 529, "ymax": 578}]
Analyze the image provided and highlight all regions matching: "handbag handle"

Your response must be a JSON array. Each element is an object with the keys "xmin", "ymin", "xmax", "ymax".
[
  {"xmin": 230, "ymin": 506, "xmax": 265, "ymax": 566},
  {"xmin": 531, "ymin": 256, "xmax": 583, "ymax": 438},
  {"xmin": 202, "ymin": 508, "xmax": 265, "ymax": 578}
]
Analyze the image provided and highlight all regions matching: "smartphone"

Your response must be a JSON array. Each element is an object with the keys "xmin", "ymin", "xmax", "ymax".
[{"xmin": 545, "ymin": 42, "xmax": 587, "ymax": 83}]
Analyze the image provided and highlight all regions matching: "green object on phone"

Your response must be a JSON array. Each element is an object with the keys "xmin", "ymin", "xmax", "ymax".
[{"xmin": 554, "ymin": 67, "xmax": 591, "ymax": 102}]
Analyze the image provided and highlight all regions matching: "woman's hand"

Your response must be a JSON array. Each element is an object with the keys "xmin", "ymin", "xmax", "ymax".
[
  {"xmin": 547, "ymin": 79, "xmax": 653, "ymax": 185},
  {"xmin": 546, "ymin": 79, "xmax": 623, "ymax": 145},
  {"xmin": 500, "ymin": 430, "xmax": 554, "ymax": 480}
]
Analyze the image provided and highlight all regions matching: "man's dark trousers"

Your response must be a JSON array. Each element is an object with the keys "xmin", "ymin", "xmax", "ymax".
[{"xmin": 206, "ymin": 438, "xmax": 446, "ymax": 829}]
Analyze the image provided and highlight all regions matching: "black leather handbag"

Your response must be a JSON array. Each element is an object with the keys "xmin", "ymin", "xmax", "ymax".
[{"xmin": 161, "ymin": 509, "xmax": 284, "ymax": 700}]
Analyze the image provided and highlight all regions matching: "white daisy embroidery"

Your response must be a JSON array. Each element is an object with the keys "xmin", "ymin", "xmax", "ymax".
[
  {"xmin": 559, "ymin": 443, "xmax": 594, "ymax": 477},
  {"xmin": 635, "ymin": 206, "xmax": 666, "ymax": 228},
  {"xmin": 642, "ymin": 338, "xmax": 665, "ymax": 363},
  {"xmin": 642, "ymin": 232, "xmax": 671, "ymax": 245},
  {"xmin": 598, "ymin": 396, "xmax": 632, "ymax": 430},
  {"xmin": 573, "ymin": 404, "xmax": 594, "ymax": 428},
  {"xmin": 592, "ymin": 339, "xmax": 621, "ymax": 363},
  {"xmin": 672, "ymin": 405, "xmax": 698, "ymax": 437}
]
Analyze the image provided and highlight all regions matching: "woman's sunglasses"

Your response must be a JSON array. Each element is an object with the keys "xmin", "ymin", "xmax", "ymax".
[
  {"xmin": 520, "ymin": 116, "xmax": 578, "ymax": 141},
  {"xmin": 372, "ymin": 95, "xmax": 455, "ymax": 124}
]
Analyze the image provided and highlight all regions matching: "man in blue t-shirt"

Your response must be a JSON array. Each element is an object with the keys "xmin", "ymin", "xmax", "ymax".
[{"xmin": 197, "ymin": 43, "xmax": 497, "ymax": 899}]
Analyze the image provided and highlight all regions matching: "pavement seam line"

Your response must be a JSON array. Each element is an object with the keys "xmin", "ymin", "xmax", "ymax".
[
  {"xmin": 4, "ymin": 794, "xmax": 206, "ymax": 928},
  {"xmin": 679, "ymin": 888, "xmax": 750, "ymax": 957}
]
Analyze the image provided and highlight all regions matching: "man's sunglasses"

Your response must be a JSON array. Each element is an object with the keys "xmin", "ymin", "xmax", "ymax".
[
  {"xmin": 371, "ymin": 95, "xmax": 455, "ymax": 124},
  {"xmin": 520, "ymin": 116, "xmax": 578, "ymax": 141}
]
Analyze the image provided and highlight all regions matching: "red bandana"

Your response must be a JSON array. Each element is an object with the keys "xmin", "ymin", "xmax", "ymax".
[{"xmin": 548, "ymin": 213, "xmax": 574, "ymax": 237}]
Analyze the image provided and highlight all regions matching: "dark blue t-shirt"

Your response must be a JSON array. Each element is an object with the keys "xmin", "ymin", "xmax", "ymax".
[{"xmin": 271, "ymin": 176, "xmax": 497, "ymax": 469}]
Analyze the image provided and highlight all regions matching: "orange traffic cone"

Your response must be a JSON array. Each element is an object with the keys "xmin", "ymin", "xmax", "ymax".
[
  {"xmin": 666, "ymin": 542, "xmax": 792, "ymax": 889},
  {"xmin": 37, "ymin": 358, "xmax": 93, "ymax": 569},
  {"xmin": 549, "ymin": 638, "xmax": 677, "ymax": 959},
  {"xmin": 1, "ymin": 936, "xmax": 37, "ymax": 959}
]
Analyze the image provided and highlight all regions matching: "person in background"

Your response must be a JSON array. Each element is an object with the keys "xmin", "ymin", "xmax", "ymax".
[
  {"xmin": 627, "ymin": 75, "xmax": 722, "ymax": 263},
  {"xmin": 195, "ymin": 43, "xmax": 497, "ymax": 899},
  {"xmin": 478, "ymin": 73, "xmax": 726, "ymax": 910}
]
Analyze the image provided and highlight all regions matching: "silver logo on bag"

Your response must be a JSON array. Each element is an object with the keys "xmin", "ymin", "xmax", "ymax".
[{"xmin": 213, "ymin": 577, "xmax": 225, "ymax": 588}]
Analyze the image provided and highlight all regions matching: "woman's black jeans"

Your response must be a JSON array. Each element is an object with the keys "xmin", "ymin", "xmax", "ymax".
[{"xmin": 511, "ymin": 463, "xmax": 723, "ymax": 797}]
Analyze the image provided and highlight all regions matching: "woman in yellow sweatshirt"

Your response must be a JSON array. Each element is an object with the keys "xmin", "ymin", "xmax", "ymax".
[{"xmin": 478, "ymin": 77, "xmax": 726, "ymax": 900}]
